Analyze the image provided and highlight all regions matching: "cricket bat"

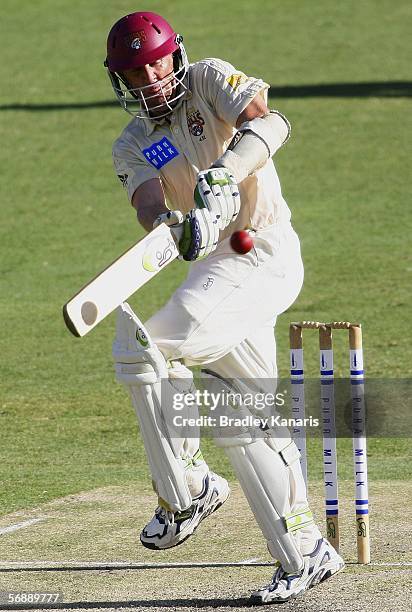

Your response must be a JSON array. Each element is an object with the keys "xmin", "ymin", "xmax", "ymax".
[{"xmin": 63, "ymin": 223, "xmax": 180, "ymax": 337}]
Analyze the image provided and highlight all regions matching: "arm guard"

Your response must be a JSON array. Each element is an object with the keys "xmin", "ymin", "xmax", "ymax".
[{"xmin": 212, "ymin": 111, "xmax": 291, "ymax": 183}]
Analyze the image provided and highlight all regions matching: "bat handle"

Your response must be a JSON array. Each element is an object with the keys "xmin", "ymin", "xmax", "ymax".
[{"xmin": 169, "ymin": 223, "xmax": 184, "ymax": 244}]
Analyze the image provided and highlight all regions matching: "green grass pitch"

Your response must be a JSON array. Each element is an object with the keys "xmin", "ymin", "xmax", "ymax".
[{"xmin": 0, "ymin": 0, "xmax": 411, "ymax": 514}]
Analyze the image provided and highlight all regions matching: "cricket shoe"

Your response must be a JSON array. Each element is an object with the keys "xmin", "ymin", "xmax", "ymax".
[
  {"xmin": 140, "ymin": 472, "xmax": 230, "ymax": 550},
  {"xmin": 250, "ymin": 537, "xmax": 345, "ymax": 604}
]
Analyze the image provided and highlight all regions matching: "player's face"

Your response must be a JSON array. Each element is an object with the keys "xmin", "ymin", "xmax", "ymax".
[{"xmin": 122, "ymin": 54, "xmax": 175, "ymax": 113}]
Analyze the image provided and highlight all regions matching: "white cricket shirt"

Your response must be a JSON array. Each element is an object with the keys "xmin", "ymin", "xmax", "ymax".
[{"xmin": 113, "ymin": 58, "xmax": 291, "ymax": 241}]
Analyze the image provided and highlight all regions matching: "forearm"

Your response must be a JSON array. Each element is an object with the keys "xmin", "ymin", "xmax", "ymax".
[
  {"xmin": 131, "ymin": 178, "xmax": 169, "ymax": 232},
  {"xmin": 135, "ymin": 202, "xmax": 169, "ymax": 232}
]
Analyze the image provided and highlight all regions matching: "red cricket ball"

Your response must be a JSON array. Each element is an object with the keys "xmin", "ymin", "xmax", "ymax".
[{"xmin": 230, "ymin": 230, "xmax": 254, "ymax": 254}]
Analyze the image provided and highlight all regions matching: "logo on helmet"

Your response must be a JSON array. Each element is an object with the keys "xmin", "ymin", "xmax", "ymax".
[{"xmin": 124, "ymin": 30, "xmax": 147, "ymax": 49}]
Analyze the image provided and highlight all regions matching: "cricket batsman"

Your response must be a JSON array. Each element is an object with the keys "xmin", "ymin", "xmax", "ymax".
[{"xmin": 105, "ymin": 10, "xmax": 344, "ymax": 602}]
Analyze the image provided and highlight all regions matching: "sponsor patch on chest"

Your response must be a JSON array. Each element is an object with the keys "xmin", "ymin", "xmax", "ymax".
[
  {"xmin": 142, "ymin": 137, "xmax": 179, "ymax": 170},
  {"xmin": 226, "ymin": 73, "xmax": 250, "ymax": 90}
]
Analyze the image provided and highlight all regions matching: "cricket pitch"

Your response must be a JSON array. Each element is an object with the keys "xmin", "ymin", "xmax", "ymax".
[{"xmin": 0, "ymin": 482, "xmax": 411, "ymax": 612}]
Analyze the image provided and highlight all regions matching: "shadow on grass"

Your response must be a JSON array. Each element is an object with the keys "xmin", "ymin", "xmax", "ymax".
[
  {"xmin": 269, "ymin": 80, "xmax": 412, "ymax": 98},
  {"xmin": 0, "ymin": 81, "xmax": 410, "ymax": 111},
  {"xmin": 0, "ymin": 597, "xmax": 255, "ymax": 610}
]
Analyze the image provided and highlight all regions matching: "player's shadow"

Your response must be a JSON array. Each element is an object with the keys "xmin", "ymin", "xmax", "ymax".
[
  {"xmin": 0, "ymin": 597, "xmax": 256, "ymax": 610},
  {"xmin": 0, "ymin": 81, "xmax": 410, "ymax": 111},
  {"xmin": 268, "ymin": 80, "xmax": 412, "ymax": 98}
]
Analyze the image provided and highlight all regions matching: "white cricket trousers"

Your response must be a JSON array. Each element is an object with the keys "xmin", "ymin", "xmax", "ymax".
[
  {"xmin": 146, "ymin": 220, "xmax": 304, "ymax": 373},
  {"xmin": 146, "ymin": 220, "xmax": 322, "ymax": 555}
]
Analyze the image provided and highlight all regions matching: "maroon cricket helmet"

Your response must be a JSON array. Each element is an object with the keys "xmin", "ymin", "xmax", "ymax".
[
  {"xmin": 106, "ymin": 12, "xmax": 180, "ymax": 72},
  {"xmin": 104, "ymin": 11, "xmax": 189, "ymax": 119}
]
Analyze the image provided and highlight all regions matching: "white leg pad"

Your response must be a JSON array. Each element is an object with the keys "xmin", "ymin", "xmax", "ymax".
[
  {"xmin": 113, "ymin": 302, "xmax": 196, "ymax": 512},
  {"xmin": 200, "ymin": 370, "xmax": 304, "ymax": 571},
  {"xmin": 127, "ymin": 384, "xmax": 193, "ymax": 511},
  {"xmin": 223, "ymin": 438, "xmax": 304, "ymax": 573}
]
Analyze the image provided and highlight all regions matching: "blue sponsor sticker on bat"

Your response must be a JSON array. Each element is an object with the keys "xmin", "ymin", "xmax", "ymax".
[{"xmin": 142, "ymin": 137, "xmax": 179, "ymax": 169}]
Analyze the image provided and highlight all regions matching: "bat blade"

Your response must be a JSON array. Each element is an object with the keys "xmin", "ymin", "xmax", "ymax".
[{"xmin": 63, "ymin": 223, "xmax": 179, "ymax": 337}]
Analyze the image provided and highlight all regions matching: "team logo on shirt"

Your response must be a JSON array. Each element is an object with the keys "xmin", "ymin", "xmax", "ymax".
[{"xmin": 187, "ymin": 108, "xmax": 206, "ymax": 138}]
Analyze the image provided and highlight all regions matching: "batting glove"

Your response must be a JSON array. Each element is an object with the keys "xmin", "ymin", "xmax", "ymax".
[
  {"xmin": 194, "ymin": 167, "xmax": 240, "ymax": 230},
  {"xmin": 153, "ymin": 208, "xmax": 219, "ymax": 261}
]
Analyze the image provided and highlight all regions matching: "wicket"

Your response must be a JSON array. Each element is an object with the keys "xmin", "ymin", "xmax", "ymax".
[{"xmin": 289, "ymin": 321, "xmax": 370, "ymax": 564}]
